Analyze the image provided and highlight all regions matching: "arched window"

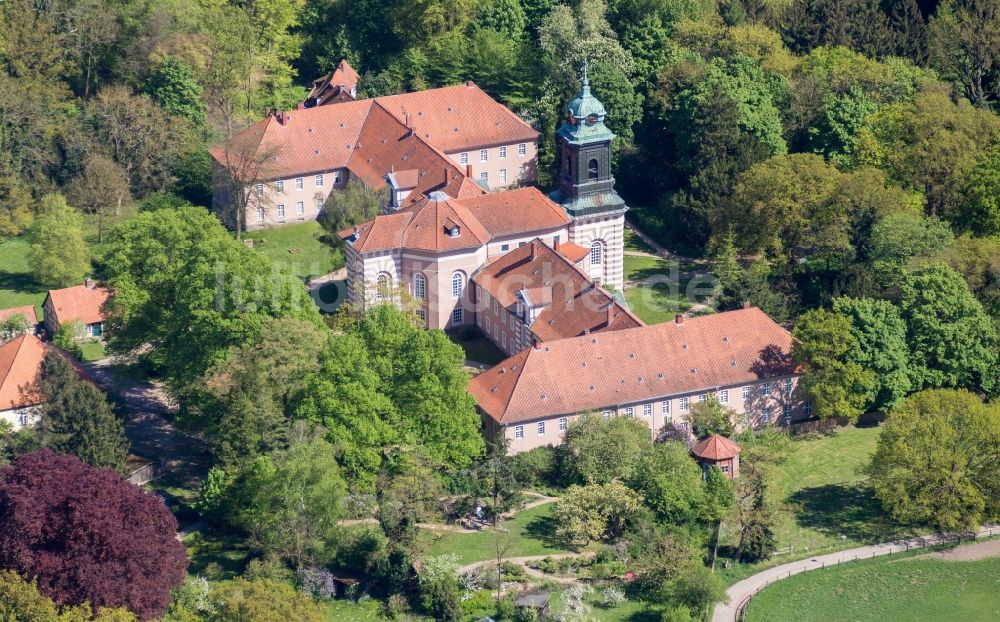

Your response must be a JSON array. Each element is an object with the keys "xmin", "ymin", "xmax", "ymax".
[
  {"xmin": 413, "ymin": 273, "xmax": 426, "ymax": 300},
  {"xmin": 451, "ymin": 271, "xmax": 465, "ymax": 299},
  {"xmin": 590, "ymin": 241, "xmax": 603, "ymax": 266},
  {"xmin": 588, "ymin": 158, "xmax": 599, "ymax": 180},
  {"xmin": 376, "ymin": 274, "xmax": 391, "ymax": 301}
]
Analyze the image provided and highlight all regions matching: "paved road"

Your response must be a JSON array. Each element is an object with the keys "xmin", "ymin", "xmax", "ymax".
[
  {"xmin": 714, "ymin": 523, "xmax": 1000, "ymax": 622},
  {"xmin": 83, "ymin": 358, "xmax": 211, "ymax": 487}
]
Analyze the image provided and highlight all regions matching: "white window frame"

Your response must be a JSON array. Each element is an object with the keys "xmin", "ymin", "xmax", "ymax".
[
  {"xmin": 762, "ymin": 383, "xmax": 771, "ymax": 396},
  {"xmin": 558, "ymin": 417, "xmax": 568, "ymax": 431},
  {"xmin": 296, "ymin": 201, "xmax": 304, "ymax": 215},
  {"xmin": 679, "ymin": 397, "xmax": 689, "ymax": 412},
  {"xmin": 763, "ymin": 407, "xmax": 773, "ymax": 424},
  {"xmin": 451, "ymin": 272, "xmax": 465, "ymax": 299},
  {"xmin": 590, "ymin": 241, "xmax": 603, "ymax": 266},
  {"xmin": 480, "ymin": 149, "xmax": 488, "ymax": 162},
  {"xmin": 784, "ymin": 378, "xmax": 793, "ymax": 393},
  {"xmin": 602, "ymin": 410, "xmax": 611, "ymax": 419},
  {"xmin": 485, "ymin": 317, "xmax": 491, "ymax": 332},
  {"xmin": 661, "ymin": 400, "xmax": 670, "ymax": 414},
  {"xmin": 537, "ymin": 421, "xmax": 545, "ymax": 436},
  {"xmin": 316, "ymin": 196, "xmax": 324, "ymax": 210},
  {"xmin": 720, "ymin": 389, "xmax": 729, "ymax": 403},
  {"xmin": 375, "ymin": 274, "xmax": 390, "ymax": 301},
  {"xmin": 499, "ymin": 169, "xmax": 507, "ymax": 184},
  {"xmin": 277, "ymin": 204, "xmax": 285, "ymax": 220},
  {"xmin": 334, "ymin": 170, "xmax": 343, "ymax": 184},
  {"xmin": 518, "ymin": 143, "xmax": 526, "ymax": 156},
  {"xmin": 276, "ymin": 180, "xmax": 284, "ymax": 193},
  {"xmin": 416, "ymin": 308, "xmax": 427, "ymax": 323},
  {"xmin": 501, "ymin": 332, "xmax": 507, "ymax": 349},
  {"xmin": 315, "ymin": 174, "xmax": 324, "ymax": 187},
  {"xmin": 804, "ymin": 400, "xmax": 813, "ymax": 416},
  {"xmin": 499, "ymin": 145, "xmax": 507, "ymax": 159},
  {"xmin": 460, "ymin": 152, "xmax": 469, "ymax": 165},
  {"xmin": 783, "ymin": 403, "xmax": 793, "ymax": 423},
  {"xmin": 721, "ymin": 464, "xmax": 730, "ymax": 473},
  {"xmin": 414, "ymin": 273, "xmax": 426, "ymax": 300},
  {"xmin": 255, "ymin": 207, "xmax": 264, "ymax": 223},
  {"xmin": 742, "ymin": 386, "xmax": 750, "ymax": 400},
  {"xmin": 514, "ymin": 425, "xmax": 524, "ymax": 439},
  {"xmin": 255, "ymin": 183, "xmax": 263, "ymax": 196},
  {"xmin": 295, "ymin": 177, "xmax": 303, "ymax": 190},
  {"xmin": 698, "ymin": 394, "xmax": 707, "ymax": 403},
  {"xmin": 624, "ymin": 406, "xmax": 633, "ymax": 416},
  {"xmin": 643, "ymin": 404, "xmax": 652, "ymax": 417},
  {"xmin": 493, "ymin": 299, "xmax": 499, "ymax": 314},
  {"xmin": 480, "ymin": 171, "xmax": 488, "ymax": 181},
  {"xmin": 501, "ymin": 243, "xmax": 509, "ymax": 251},
  {"xmin": 451, "ymin": 308, "xmax": 463, "ymax": 325}
]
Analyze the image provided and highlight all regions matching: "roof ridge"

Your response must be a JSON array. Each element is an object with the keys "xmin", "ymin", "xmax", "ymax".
[{"xmin": 499, "ymin": 349, "xmax": 532, "ymax": 423}]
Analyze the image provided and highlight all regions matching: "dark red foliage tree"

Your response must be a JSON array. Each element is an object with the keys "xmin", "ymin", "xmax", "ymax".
[{"xmin": 0, "ymin": 450, "xmax": 187, "ymax": 620}]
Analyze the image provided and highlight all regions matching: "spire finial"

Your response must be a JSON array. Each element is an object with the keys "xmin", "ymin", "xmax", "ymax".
[{"xmin": 582, "ymin": 59, "xmax": 590, "ymax": 91}]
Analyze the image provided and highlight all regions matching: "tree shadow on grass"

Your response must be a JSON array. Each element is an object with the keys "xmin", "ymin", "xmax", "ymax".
[
  {"xmin": 789, "ymin": 482, "xmax": 910, "ymax": 543},
  {"xmin": 523, "ymin": 514, "xmax": 573, "ymax": 551},
  {"xmin": 0, "ymin": 270, "xmax": 43, "ymax": 296}
]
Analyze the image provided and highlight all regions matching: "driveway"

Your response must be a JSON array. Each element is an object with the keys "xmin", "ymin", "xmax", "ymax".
[
  {"xmin": 83, "ymin": 358, "xmax": 211, "ymax": 486},
  {"xmin": 714, "ymin": 523, "xmax": 1000, "ymax": 622}
]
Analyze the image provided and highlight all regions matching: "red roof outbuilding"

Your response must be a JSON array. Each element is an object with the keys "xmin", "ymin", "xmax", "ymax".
[{"xmin": 691, "ymin": 434, "xmax": 742, "ymax": 461}]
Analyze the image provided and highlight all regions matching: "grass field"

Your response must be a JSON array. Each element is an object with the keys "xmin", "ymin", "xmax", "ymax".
[
  {"xmin": 720, "ymin": 426, "xmax": 902, "ymax": 583},
  {"xmin": 745, "ymin": 553, "xmax": 1000, "ymax": 621},
  {"xmin": 421, "ymin": 503, "xmax": 574, "ymax": 566},
  {"xmin": 0, "ymin": 238, "xmax": 47, "ymax": 314},
  {"xmin": 624, "ymin": 228, "xmax": 657, "ymax": 254},
  {"xmin": 623, "ymin": 254, "xmax": 714, "ymax": 324},
  {"xmin": 246, "ymin": 221, "xmax": 343, "ymax": 280}
]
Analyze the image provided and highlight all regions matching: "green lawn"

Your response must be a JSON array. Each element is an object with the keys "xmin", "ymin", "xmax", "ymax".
[
  {"xmin": 745, "ymin": 553, "xmax": 1000, "ymax": 621},
  {"xmin": 183, "ymin": 529, "xmax": 252, "ymax": 581},
  {"xmin": 79, "ymin": 341, "xmax": 106, "ymax": 361},
  {"xmin": 0, "ymin": 238, "xmax": 47, "ymax": 315},
  {"xmin": 623, "ymin": 254, "xmax": 714, "ymax": 324},
  {"xmin": 624, "ymin": 228, "xmax": 656, "ymax": 254},
  {"xmin": 720, "ymin": 426, "xmax": 907, "ymax": 583},
  {"xmin": 327, "ymin": 599, "xmax": 391, "ymax": 621},
  {"xmin": 246, "ymin": 221, "xmax": 343, "ymax": 280},
  {"xmin": 421, "ymin": 503, "xmax": 574, "ymax": 566}
]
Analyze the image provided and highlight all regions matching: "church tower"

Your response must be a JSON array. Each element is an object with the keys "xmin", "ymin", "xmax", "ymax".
[{"xmin": 549, "ymin": 64, "xmax": 627, "ymax": 290}]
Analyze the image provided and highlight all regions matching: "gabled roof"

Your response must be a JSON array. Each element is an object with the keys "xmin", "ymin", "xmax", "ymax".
[
  {"xmin": 375, "ymin": 82, "xmax": 538, "ymax": 151},
  {"xmin": 557, "ymin": 242, "xmax": 590, "ymax": 264},
  {"xmin": 692, "ymin": 434, "xmax": 742, "ymax": 460},
  {"xmin": 307, "ymin": 60, "xmax": 360, "ymax": 105},
  {"xmin": 45, "ymin": 284, "xmax": 108, "ymax": 326},
  {"xmin": 339, "ymin": 188, "xmax": 569, "ymax": 255},
  {"xmin": 0, "ymin": 334, "xmax": 47, "ymax": 410},
  {"xmin": 472, "ymin": 239, "xmax": 642, "ymax": 342},
  {"xmin": 0, "ymin": 306, "xmax": 38, "ymax": 325},
  {"xmin": 468, "ymin": 307, "xmax": 795, "ymax": 425},
  {"xmin": 343, "ymin": 192, "xmax": 492, "ymax": 254},
  {"xmin": 209, "ymin": 80, "xmax": 538, "ymax": 189}
]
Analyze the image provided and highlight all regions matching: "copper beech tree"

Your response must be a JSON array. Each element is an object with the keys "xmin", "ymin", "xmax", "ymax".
[{"xmin": 0, "ymin": 450, "xmax": 187, "ymax": 620}]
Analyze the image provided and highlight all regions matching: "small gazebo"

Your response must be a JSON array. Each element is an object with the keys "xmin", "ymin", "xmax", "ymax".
[{"xmin": 691, "ymin": 434, "xmax": 741, "ymax": 479}]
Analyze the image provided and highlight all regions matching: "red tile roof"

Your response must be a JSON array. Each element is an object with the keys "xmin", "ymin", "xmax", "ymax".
[
  {"xmin": 0, "ymin": 334, "xmax": 47, "ymax": 410},
  {"xmin": 557, "ymin": 242, "xmax": 591, "ymax": 264},
  {"xmin": 469, "ymin": 307, "xmax": 795, "ymax": 424},
  {"xmin": 209, "ymin": 82, "xmax": 537, "ymax": 191},
  {"xmin": 0, "ymin": 306, "xmax": 37, "ymax": 325},
  {"xmin": 340, "ymin": 188, "xmax": 570, "ymax": 255},
  {"xmin": 473, "ymin": 239, "xmax": 642, "ymax": 343},
  {"xmin": 457, "ymin": 188, "xmax": 570, "ymax": 238},
  {"xmin": 691, "ymin": 434, "xmax": 742, "ymax": 460},
  {"xmin": 374, "ymin": 82, "xmax": 538, "ymax": 151},
  {"xmin": 307, "ymin": 60, "xmax": 360, "ymax": 105},
  {"xmin": 46, "ymin": 284, "xmax": 108, "ymax": 327}
]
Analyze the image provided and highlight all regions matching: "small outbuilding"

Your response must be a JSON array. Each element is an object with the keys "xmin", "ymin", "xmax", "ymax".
[
  {"xmin": 514, "ymin": 591, "xmax": 550, "ymax": 619},
  {"xmin": 691, "ymin": 434, "xmax": 741, "ymax": 479}
]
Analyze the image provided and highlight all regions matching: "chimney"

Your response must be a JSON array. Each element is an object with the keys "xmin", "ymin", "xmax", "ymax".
[
  {"xmin": 530, "ymin": 240, "xmax": 537, "ymax": 261},
  {"xmin": 742, "ymin": 301, "xmax": 751, "ymax": 309},
  {"xmin": 84, "ymin": 278, "xmax": 95, "ymax": 289},
  {"xmin": 296, "ymin": 101, "xmax": 305, "ymax": 110},
  {"xmin": 554, "ymin": 238, "xmax": 561, "ymax": 251},
  {"xmin": 607, "ymin": 303, "xmax": 615, "ymax": 327},
  {"xmin": 465, "ymin": 164, "xmax": 472, "ymax": 177},
  {"xmin": 532, "ymin": 338, "xmax": 540, "ymax": 350},
  {"xmin": 675, "ymin": 314, "xmax": 684, "ymax": 325},
  {"xmin": 444, "ymin": 166, "xmax": 450, "ymax": 187}
]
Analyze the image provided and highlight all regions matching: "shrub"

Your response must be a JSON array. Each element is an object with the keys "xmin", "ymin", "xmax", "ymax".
[
  {"xmin": 496, "ymin": 596, "xmax": 517, "ymax": 621},
  {"xmin": 385, "ymin": 593, "xmax": 409, "ymax": 619},
  {"xmin": 243, "ymin": 556, "xmax": 294, "ymax": 583},
  {"xmin": 461, "ymin": 589, "xmax": 494, "ymax": 613},
  {"xmin": 298, "ymin": 566, "xmax": 336, "ymax": 600},
  {"xmin": 601, "ymin": 586, "xmax": 626, "ymax": 607},
  {"xmin": 511, "ymin": 446, "xmax": 558, "ymax": 488}
]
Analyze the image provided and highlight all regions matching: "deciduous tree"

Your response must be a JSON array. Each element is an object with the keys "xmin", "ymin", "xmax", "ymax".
[
  {"xmin": 552, "ymin": 481, "xmax": 643, "ymax": 548},
  {"xmin": 868, "ymin": 389, "xmax": 1000, "ymax": 530},
  {"xmin": 560, "ymin": 412, "xmax": 651, "ymax": 484},
  {"xmin": 27, "ymin": 194, "xmax": 90, "ymax": 288},
  {"xmin": 0, "ymin": 450, "xmax": 187, "ymax": 619}
]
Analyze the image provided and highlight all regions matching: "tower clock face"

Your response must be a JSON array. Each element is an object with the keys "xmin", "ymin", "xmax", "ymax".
[{"xmin": 586, "ymin": 113, "xmax": 598, "ymax": 125}]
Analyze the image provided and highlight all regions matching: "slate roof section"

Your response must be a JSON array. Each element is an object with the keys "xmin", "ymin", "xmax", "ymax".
[
  {"xmin": 691, "ymin": 434, "xmax": 742, "ymax": 460},
  {"xmin": 472, "ymin": 239, "xmax": 642, "ymax": 342},
  {"xmin": 468, "ymin": 307, "xmax": 795, "ymax": 424},
  {"xmin": 0, "ymin": 334, "xmax": 46, "ymax": 410},
  {"xmin": 46, "ymin": 284, "xmax": 108, "ymax": 326}
]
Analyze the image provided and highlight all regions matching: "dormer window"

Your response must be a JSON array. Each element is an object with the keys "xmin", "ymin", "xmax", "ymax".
[{"xmin": 449, "ymin": 225, "xmax": 460, "ymax": 237}]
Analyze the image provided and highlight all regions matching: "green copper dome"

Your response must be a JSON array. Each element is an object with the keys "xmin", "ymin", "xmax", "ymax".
[{"xmin": 558, "ymin": 62, "xmax": 615, "ymax": 145}]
